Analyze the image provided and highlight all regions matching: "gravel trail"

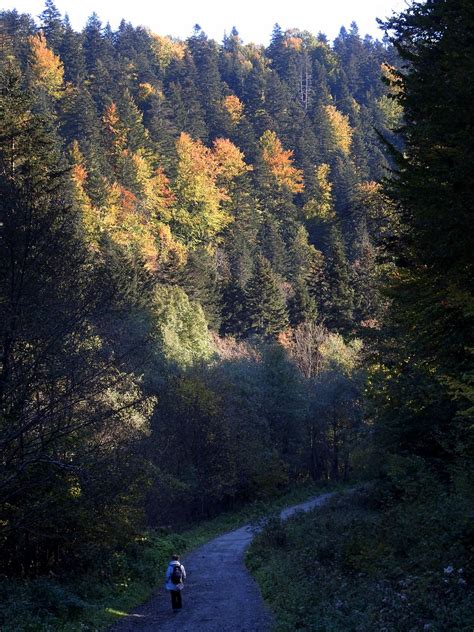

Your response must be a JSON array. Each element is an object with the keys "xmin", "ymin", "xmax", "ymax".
[{"xmin": 110, "ymin": 493, "xmax": 332, "ymax": 632}]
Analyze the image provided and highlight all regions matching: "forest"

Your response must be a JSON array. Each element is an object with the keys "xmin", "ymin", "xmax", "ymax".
[{"xmin": 0, "ymin": 0, "xmax": 472, "ymax": 629}]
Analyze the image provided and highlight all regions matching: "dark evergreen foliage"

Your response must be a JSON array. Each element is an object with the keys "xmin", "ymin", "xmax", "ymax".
[
  {"xmin": 244, "ymin": 255, "xmax": 289, "ymax": 337},
  {"xmin": 3, "ymin": 5, "xmax": 451, "ymax": 623}
]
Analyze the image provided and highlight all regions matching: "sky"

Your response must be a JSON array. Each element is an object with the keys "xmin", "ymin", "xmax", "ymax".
[{"xmin": 1, "ymin": 0, "xmax": 408, "ymax": 43}]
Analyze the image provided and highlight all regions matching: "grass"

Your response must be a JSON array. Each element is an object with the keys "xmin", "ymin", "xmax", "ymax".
[
  {"xmin": 0, "ymin": 481, "xmax": 338, "ymax": 631},
  {"xmin": 246, "ymin": 486, "xmax": 473, "ymax": 632}
]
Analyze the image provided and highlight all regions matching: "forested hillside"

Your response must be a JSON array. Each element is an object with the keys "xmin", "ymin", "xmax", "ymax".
[
  {"xmin": 0, "ymin": 0, "xmax": 472, "ymax": 629},
  {"xmin": 248, "ymin": 1, "xmax": 474, "ymax": 629}
]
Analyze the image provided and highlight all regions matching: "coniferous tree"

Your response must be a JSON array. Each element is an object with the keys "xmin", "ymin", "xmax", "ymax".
[
  {"xmin": 322, "ymin": 226, "xmax": 354, "ymax": 332},
  {"xmin": 375, "ymin": 0, "xmax": 474, "ymax": 465},
  {"xmin": 39, "ymin": 0, "xmax": 64, "ymax": 52},
  {"xmin": 179, "ymin": 249, "xmax": 222, "ymax": 330},
  {"xmin": 258, "ymin": 215, "xmax": 288, "ymax": 278},
  {"xmin": 220, "ymin": 277, "xmax": 247, "ymax": 337},
  {"xmin": 243, "ymin": 255, "xmax": 289, "ymax": 337},
  {"xmin": 289, "ymin": 277, "xmax": 318, "ymax": 326},
  {"xmin": 59, "ymin": 14, "xmax": 85, "ymax": 83}
]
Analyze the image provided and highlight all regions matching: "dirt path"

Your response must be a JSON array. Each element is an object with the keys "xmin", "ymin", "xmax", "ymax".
[{"xmin": 110, "ymin": 493, "xmax": 333, "ymax": 632}]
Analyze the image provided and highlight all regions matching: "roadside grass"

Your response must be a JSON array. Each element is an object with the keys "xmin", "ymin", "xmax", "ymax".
[
  {"xmin": 0, "ymin": 481, "xmax": 339, "ymax": 631},
  {"xmin": 246, "ymin": 488, "xmax": 473, "ymax": 632}
]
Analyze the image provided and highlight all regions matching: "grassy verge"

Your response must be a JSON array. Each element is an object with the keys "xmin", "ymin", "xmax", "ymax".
[
  {"xmin": 246, "ymin": 488, "xmax": 473, "ymax": 632},
  {"xmin": 0, "ymin": 482, "xmax": 336, "ymax": 631}
]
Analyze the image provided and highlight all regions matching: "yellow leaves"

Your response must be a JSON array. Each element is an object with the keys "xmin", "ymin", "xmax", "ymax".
[
  {"xmin": 323, "ymin": 105, "xmax": 352, "ymax": 155},
  {"xmin": 260, "ymin": 130, "xmax": 304, "ymax": 194},
  {"xmin": 377, "ymin": 95, "xmax": 403, "ymax": 129},
  {"xmin": 69, "ymin": 482, "xmax": 82, "ymax": 498},
  {"xmin": 381, "ymin": 62, "xmax": 403, "ymax": 95},
  {"xmin": 104, "ymin": 183, "xmax": 162, "ymax": 272},
  {"xmin": 303, "ymin": 163, "xmax": 335, "ymax": 221},
  {"xmin": 174, "ymin": 133, "xmax": 250, "ymax": 246},
  {"xmin": 138, "ymin": 82, "xmax": 159, "ymax": 102},
  {"xmin": 102, "ymin": 103, "xmax": 126, "ymax": 153},
  {"xmin": 151, "ymin": 34, "xmax": 186, "ymax": 70},
  {"xmin": 176, "ymin": 132, "xmax": 224, "ymax": 212},
  {"xmin": 28, "ymin": 32, "xmax": 64, "ymax": 98},
  {"xmin": 69, "ymin": 142, "xmax": 182, "ymax": 273},
  {"xmin": 173, "ymin": 134, "xmax": 251, "ymax": 246},
  {"xmin": 177, "ymin": 132, "xmax": 220, "ymax": 183},
  {"xmin": 379, "ymin": 64, "xmax": 404, "ymax": 128},
  {"xmin": 146, "ymin": 166, "xmax": 176, "ymax": 222},
  {"xmin": 222, "ymin": 95, "xmax": 244, "ymax": 124},
  {"xmin": 156, "ymin": 223, "xmax": 188, "ymax": 268},
  {"xmin": 358, "ymin": 180, "xmax": 381, "ymax": 197},
  {"xmin": 69, "ymin": 141, "xmax": 97, "ymax": 236},
  {"xmin": 213, "ymin": 137, "xmax": 252, "ymax": 181}
]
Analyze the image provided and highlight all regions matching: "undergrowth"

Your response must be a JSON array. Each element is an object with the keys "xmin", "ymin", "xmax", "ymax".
[
  {"xmin": 247, "ymin": 488, "xmax": 473, "ymax": 631},
  {"xmin": 0, "ymin": 482, "xmax": 332, "ymax": 631}
]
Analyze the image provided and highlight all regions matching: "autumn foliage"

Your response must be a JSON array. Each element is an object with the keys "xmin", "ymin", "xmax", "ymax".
[
  {"xmin": 28, "ymin": 31, "xmax": 64, "ymax": 97},
  {"xmin": 260, "ymin": 130, "xmax": 304, "ymax": 193}
]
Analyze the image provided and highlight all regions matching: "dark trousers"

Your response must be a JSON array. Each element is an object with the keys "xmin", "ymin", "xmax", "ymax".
[{"xmin": 171, "ymin": 589, "xmax": 182, "ymax": 610}]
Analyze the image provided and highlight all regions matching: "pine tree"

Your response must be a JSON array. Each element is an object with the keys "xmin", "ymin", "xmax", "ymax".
[
  {"xmin": 59, "ymin": 14, "xmax": 85, "ymax": 83},
  {"xmin": 289, "ymin": 277, "xmax": 318, "ymax": 326},
  {"xmin": 307, "ymin": 248, "xmax": 327, "ymax": 311},
  {"xmin": 118, "ymin": 88, "xmax": 150, "ymax": 152},
  {"xmin": 243, "ymin": 255, "xmax": 289, "ymax": 337},
  {"xmin": 179, "ymin": 249, "xmax": 222, "ymax": 331},
  {"xmin": 187, "ymin": 28, "xmax": 225, "ymax": 138},
  {"xmin": 376, "ymin": 0, "xmax": 474, "ymax": 464},
  {"xmin": 39, "ymin": 0, "xmax": 64, "ymax": 53},
  {"xmin": 322, "ymin": 226, "xmax": 354, "ymax": 332},
  {"xmin": 164, "ymin": 51, "xmax": 209, "ymax": 141},
  {"xmin": 258, "ymin": 215, "xmax": 288, "ymax": 278},
  {"xmin": 220, "ymin": 277, "xmax": 247, "ymax": 337}
]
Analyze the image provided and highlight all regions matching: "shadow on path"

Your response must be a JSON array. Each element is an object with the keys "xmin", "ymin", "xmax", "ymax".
[{"xmin": 110, "ymin": 493, "xmax": 333, "ymax": 632}]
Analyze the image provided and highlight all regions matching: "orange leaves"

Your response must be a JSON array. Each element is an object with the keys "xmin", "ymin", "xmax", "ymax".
[
  {"xmin": 147, "ymin": 166, "xmax": 175, "ymax": 221},
  {"xmin": 176, "ymin": 133, "xmax": 251, "ymax": 190},
  {"xmin": 138, "ymin": 82, "xmax": 159, "ymax": 101},
  {"xmin": 176, "ymin": 132, "xmax": 221, "ymax": 186},
  {"xmin": 259, "ymin": 130, "xmax": 304, "ymax": 194},
  {"xmin": 381, "ymin": 62, "xmax": 403, "ymax": 95},
  {"xmin": 222, "ymin": 95, "xmax": 244, "ymax": 124},
  {"xmin": 174, "ymin": 133, "xmax": 251, "ymax": 246},
  {"xmin": 28, "ymin": 32, "xmax": 64, "ymax": 98},
  {"xmin": 284, "ymin": 36, "xmax": 303, "ymax": 51},
  {"xmin": 104, "ymin": 183, "xmax": 162, "ymax": 272}
]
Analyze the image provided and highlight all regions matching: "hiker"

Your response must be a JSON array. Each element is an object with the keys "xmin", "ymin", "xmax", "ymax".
[{"xmin": 165, "ymin": 554, "xmax": 186, "ymax": 612}]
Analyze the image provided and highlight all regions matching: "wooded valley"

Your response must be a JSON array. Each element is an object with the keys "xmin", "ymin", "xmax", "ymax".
[{"xmin": 0, "ymin": 0, "xmax": 472, "ymax": 629}]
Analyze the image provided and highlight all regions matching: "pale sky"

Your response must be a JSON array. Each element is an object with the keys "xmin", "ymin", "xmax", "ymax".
[{"xmin": 1, "ymin": 0, "xmax": 409, "ymax": 43}]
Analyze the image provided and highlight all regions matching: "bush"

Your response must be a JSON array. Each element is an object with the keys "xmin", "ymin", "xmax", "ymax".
[{"xmin": 247, "ymin": 491, "xmax": 474, "ymax": 632}]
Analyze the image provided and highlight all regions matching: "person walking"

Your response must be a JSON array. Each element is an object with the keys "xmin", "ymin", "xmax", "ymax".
[{"xmin": 165, "ymin": 554, "xmax": 186, "ymax": 613}]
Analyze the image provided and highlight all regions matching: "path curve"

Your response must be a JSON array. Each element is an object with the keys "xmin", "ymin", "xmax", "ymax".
[{"xmin": 110, "ymin": 493, "xmax": 333, "ymax": 632}]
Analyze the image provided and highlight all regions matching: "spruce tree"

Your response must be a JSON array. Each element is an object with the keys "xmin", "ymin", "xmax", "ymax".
[
  {"xmin": 322, "ymin": 225, "xmax": 355, "ymax": 333},
  {"xmin": 376, "ymin": 0, "xmax": 474, "ymax": 464},
  {"xmin": 220, "ymin": 277, "xmax": 247, "ymax": 337},
  {"xmin": 289, "ymin": 276, "xmax": 318, "ymax": 326},
  {"xmin": 258, "ymin": 215, "xmax": 288, "ymax": 278},
  {"xmin": 39, "ymin": 0, "xmax": 64, "ymax": 53},
  {"xmin": 59, "ymin": 14, "xmax": 86, "ymax": 83},
  {"xmin": 243, "ymin": 255, "xmax": 289, "ymax": 337}
]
